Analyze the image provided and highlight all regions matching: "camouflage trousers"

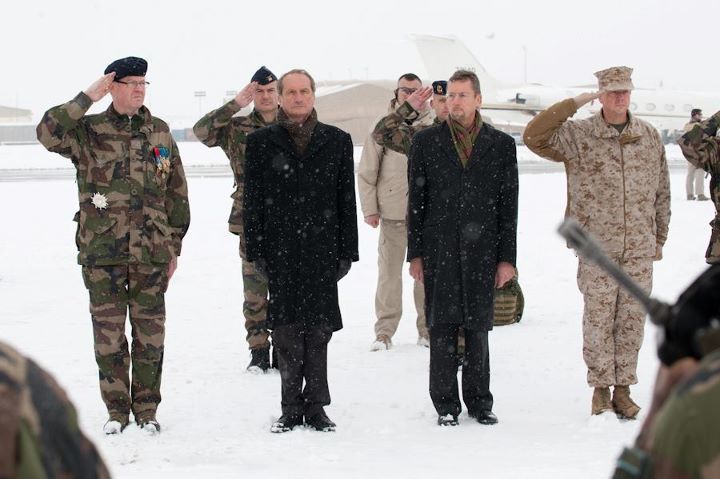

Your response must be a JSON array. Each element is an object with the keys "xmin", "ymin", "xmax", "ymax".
[
  {"xmin": 577, "ymin": 256, "xmax": 653, "ymax": 388},
  {"xmin": 81, "ymin": 264, "xmax": 168, "ymax": 421},
  {"xmin": 373, "ymin": 219, "xmax": 427, "ymax": 339},
  {"xmin": 239, "ymin": 235, "xmax": 270, "ymax": 350}
]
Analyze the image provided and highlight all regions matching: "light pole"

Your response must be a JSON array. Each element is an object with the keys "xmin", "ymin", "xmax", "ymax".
[{"xmin": 194, "ymin": 91, "xmax": 206, "ymax": 116}]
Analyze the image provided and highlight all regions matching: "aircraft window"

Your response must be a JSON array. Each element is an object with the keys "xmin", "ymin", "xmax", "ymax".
[
  {"xmin": 683, "ymin": 104, "xmax": 692, "ymax": 112},
  {"xmin": 665, "ymin": 104, "xmax": 675, "ymax": 112},
  {"xmin": 646, "ymin": 103, "xmax": 656, "ymax": 111},
  {"xmin": 630, "ymin": 102, "xmax": 637, "ymax": 111}
]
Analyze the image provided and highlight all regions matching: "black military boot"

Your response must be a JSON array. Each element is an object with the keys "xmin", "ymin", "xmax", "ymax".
[{"xmin": 247, "ymin": 347, "xmax": 270, "ymax": 373}]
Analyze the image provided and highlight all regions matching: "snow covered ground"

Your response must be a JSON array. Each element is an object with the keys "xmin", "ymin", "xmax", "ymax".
[{"xmin": 0, "ymin": 143, "xmax": 713, "ymax": 478}]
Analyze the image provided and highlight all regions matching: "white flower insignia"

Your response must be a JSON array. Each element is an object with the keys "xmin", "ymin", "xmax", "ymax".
[{"xmin": 91, "ymin": 192, "xmax": 108, "ymax": 210}]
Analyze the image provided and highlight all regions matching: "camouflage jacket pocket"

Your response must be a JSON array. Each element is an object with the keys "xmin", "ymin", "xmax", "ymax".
[
  {"xmin": 148, "ymin": 216, "xmax": 175, "ymax": 263},
  {"xmin": 78, "ymin": 215, "xmax": 118, "ymax": 265},
  {"xmin": 88, "ymin": 150, "xmax": 123, "ymax": 187}
]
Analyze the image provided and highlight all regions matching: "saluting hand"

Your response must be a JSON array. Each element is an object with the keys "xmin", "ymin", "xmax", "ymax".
[
  {"xmin": 234, "ymin": 82, "xmax": 258, "ymax": 109},
  {"xmin": 573, "ymin": 91, "xmax": 601, "ymax": 108},
  {"xmin": 407, "ymin": 87, "xmax": 433, "ymax": 112},
  {"xmin": 84, "ymin": 72, "xmax": 116, "ymax": 102}
]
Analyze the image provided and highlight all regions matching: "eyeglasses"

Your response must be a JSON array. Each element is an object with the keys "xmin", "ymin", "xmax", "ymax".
[
  {"xmin": 397, "ymin": 87, "xmax": 418, "ymax": 95},
  {"xmin": 114, "ymin": 80, "xmax": 150, "ymax": 88},
  {"xmin": 447, "ymin": 92, "xmax": 475, "ymax": 100}
]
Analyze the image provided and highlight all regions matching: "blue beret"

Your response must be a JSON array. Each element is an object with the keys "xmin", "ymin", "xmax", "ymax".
[
  {"xmin": 432, "ymin": 80, "xmax": 447, "ymax": 96},
  {"xmin": 104, "ymin": 56, "xmax": 147, "ymax": 80},
  {"xmin": 251, "ymin": 66, "xmax": 277, "ymax": 85}
]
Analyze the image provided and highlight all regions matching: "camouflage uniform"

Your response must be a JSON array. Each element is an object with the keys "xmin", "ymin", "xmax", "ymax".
[
  {"xmin": 646, "ymin": 350, "xmax": 720, "ymax": 478},
  {"xmin": 193, "ymin": 102, "xmax": 274, "ymax": 350},
  {"xmin": 371, "ymin": 101, "xmax": 432, "ymax": 155},
  {"xmin": 682, "ymin": 120, "xmax": 707, "ymax": 200},
  {"xmin": 524, "ymin": 98, "xmax": 671, "ymax": 388},
  {"xmin": 614, "ymin": 350, "xmax": 720, "ymax": 479},
  {"xmin": 678, "ymin": 113, "xmax": 720, "ymax": 263},
  {"xmin": 36, "ymin": 92, "xmax": 190, "ymax": 424},
  {"xmin": 0, "ymin": 340, "xmax": 110, "ymax": 478},
  {"xmin": 359, "ymin": 101, "xmax": 433, "ymax": 343}
]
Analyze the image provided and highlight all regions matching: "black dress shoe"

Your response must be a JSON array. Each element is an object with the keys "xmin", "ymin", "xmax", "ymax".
[
  {"xmin": 472, "ymin": 410, "xmax": 498, "ymax": 425},
  {"xmin": 305, "ymin": 412, "xmax": 336, "ymax": 432},
  {"xmin": 437, "ymin": 414, "xmax": 459, "ymax": 426},
  {"xmin": 270, "ymin": 414, "xmax": 303, "ymax": 433}
]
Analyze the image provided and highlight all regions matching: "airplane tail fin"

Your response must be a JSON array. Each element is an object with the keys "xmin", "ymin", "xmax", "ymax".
[{"xmin": 410, "ymin": 34, "xmax": 504, "ymax": 92}]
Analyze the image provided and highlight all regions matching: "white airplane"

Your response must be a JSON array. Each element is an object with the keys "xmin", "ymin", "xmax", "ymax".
[{"xmin": 411, "ymin": 34, "xmax": 720, "ymax": 138}]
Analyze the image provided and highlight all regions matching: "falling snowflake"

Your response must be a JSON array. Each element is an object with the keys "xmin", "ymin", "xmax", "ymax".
[{"xmin": 91, "ymin": 192, "xmax": 108, "ymax": 210}]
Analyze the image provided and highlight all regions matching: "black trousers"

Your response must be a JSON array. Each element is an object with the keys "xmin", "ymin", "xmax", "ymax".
[
  {"xmin": 429, "ymin": 324, "xmax": 493, "ymax": 417},
  {"xmin": 272, "ymin": 323, "xmax": 333, "ymax": 418}
]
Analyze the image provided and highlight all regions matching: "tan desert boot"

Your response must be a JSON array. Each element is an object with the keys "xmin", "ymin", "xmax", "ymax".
[
  {"xmin": 612, "ymin": 385, "xmax": 640, "ymax": 419},
  {"xmin": 591, "ymin": 387, "xmax": 613, "ymax": 415}
]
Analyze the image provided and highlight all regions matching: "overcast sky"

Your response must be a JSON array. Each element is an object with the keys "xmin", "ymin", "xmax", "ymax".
[{"xmin": 4, "ymin": 0, "xmax": 718, "ymax": 127}]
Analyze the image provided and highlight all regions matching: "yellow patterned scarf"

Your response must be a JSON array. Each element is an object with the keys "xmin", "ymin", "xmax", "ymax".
[{"xmin": 448, "ymin": 112, "xmax": 483, "ymax": 167}]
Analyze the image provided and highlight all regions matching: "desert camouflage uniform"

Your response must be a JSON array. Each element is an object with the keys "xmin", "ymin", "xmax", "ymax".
[
  {"xmin": 193, "ymin": 102, "xmax": 274, "ymax": 350},
  {"xmin": 678, "ymin": 113, "xmax": 720, "ymax": 263},
  {"xmin": 0, "ymin": 340, "xmax": 111, "ymax": 478},
  {"xmin": 359, "ymin": 100, "xmax": 434, "ymax": 342},
  {"xmin": 36, "ymin": 92, "xmax": 190, "ymax": 423},
  {"xmin": 524, "ymin": 98, "xmax": 671, "ymax": 387}
]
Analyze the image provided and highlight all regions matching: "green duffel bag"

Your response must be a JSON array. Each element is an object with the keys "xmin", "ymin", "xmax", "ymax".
[{"xmin": 493, "ymin": 275, "xmax": 524, "ymax": 326}]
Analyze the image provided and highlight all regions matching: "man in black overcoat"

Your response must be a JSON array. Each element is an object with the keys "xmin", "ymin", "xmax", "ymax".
[
  {"xmin": 244, "ymin": 69, "xmax": 359, "ymax": 433},
  {"xmin": 407, "ymin": 70, "xmax": 518, "ymax": 426}
]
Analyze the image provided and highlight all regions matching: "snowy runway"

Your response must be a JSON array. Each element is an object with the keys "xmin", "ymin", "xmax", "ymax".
[{"xmin": 0, "ymin": 144, "xmax": 712, "ymax": 478}]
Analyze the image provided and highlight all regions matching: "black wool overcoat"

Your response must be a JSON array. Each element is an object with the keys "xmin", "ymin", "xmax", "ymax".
[
  {"xmin": 407, "ymin": 121, "xmax": 518, "ymax": 331},
  {"xmin": 244, "ymin": 122, "xmax": 359, "ymax": 332}
]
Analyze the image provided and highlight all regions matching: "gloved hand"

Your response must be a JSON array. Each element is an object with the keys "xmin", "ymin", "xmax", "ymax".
[
  {"xmin": 336, "ymin": 259, "xmax": 351, "ymax": 281},
  {"xmin": 253, "ymin": 258, "xmax": 268, "ymax": 280}
]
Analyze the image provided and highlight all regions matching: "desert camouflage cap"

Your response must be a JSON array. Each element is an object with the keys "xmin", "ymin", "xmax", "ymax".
[
  {"xmin": 432, "ymin": 80, "xmax": 447, "ymax": 96},
  {"xmin": 594, "ymin": 66, "xmax": 634, "ymax": 92}
]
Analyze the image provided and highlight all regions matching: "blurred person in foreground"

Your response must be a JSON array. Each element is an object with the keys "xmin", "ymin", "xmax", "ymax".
[
  {"xmin": 612, "ymin": 265, "xmax": 720, "ymax": 478},
  {"xmin": 0, "ymin": 340, "xmax": 111, "ymax": 478}
]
